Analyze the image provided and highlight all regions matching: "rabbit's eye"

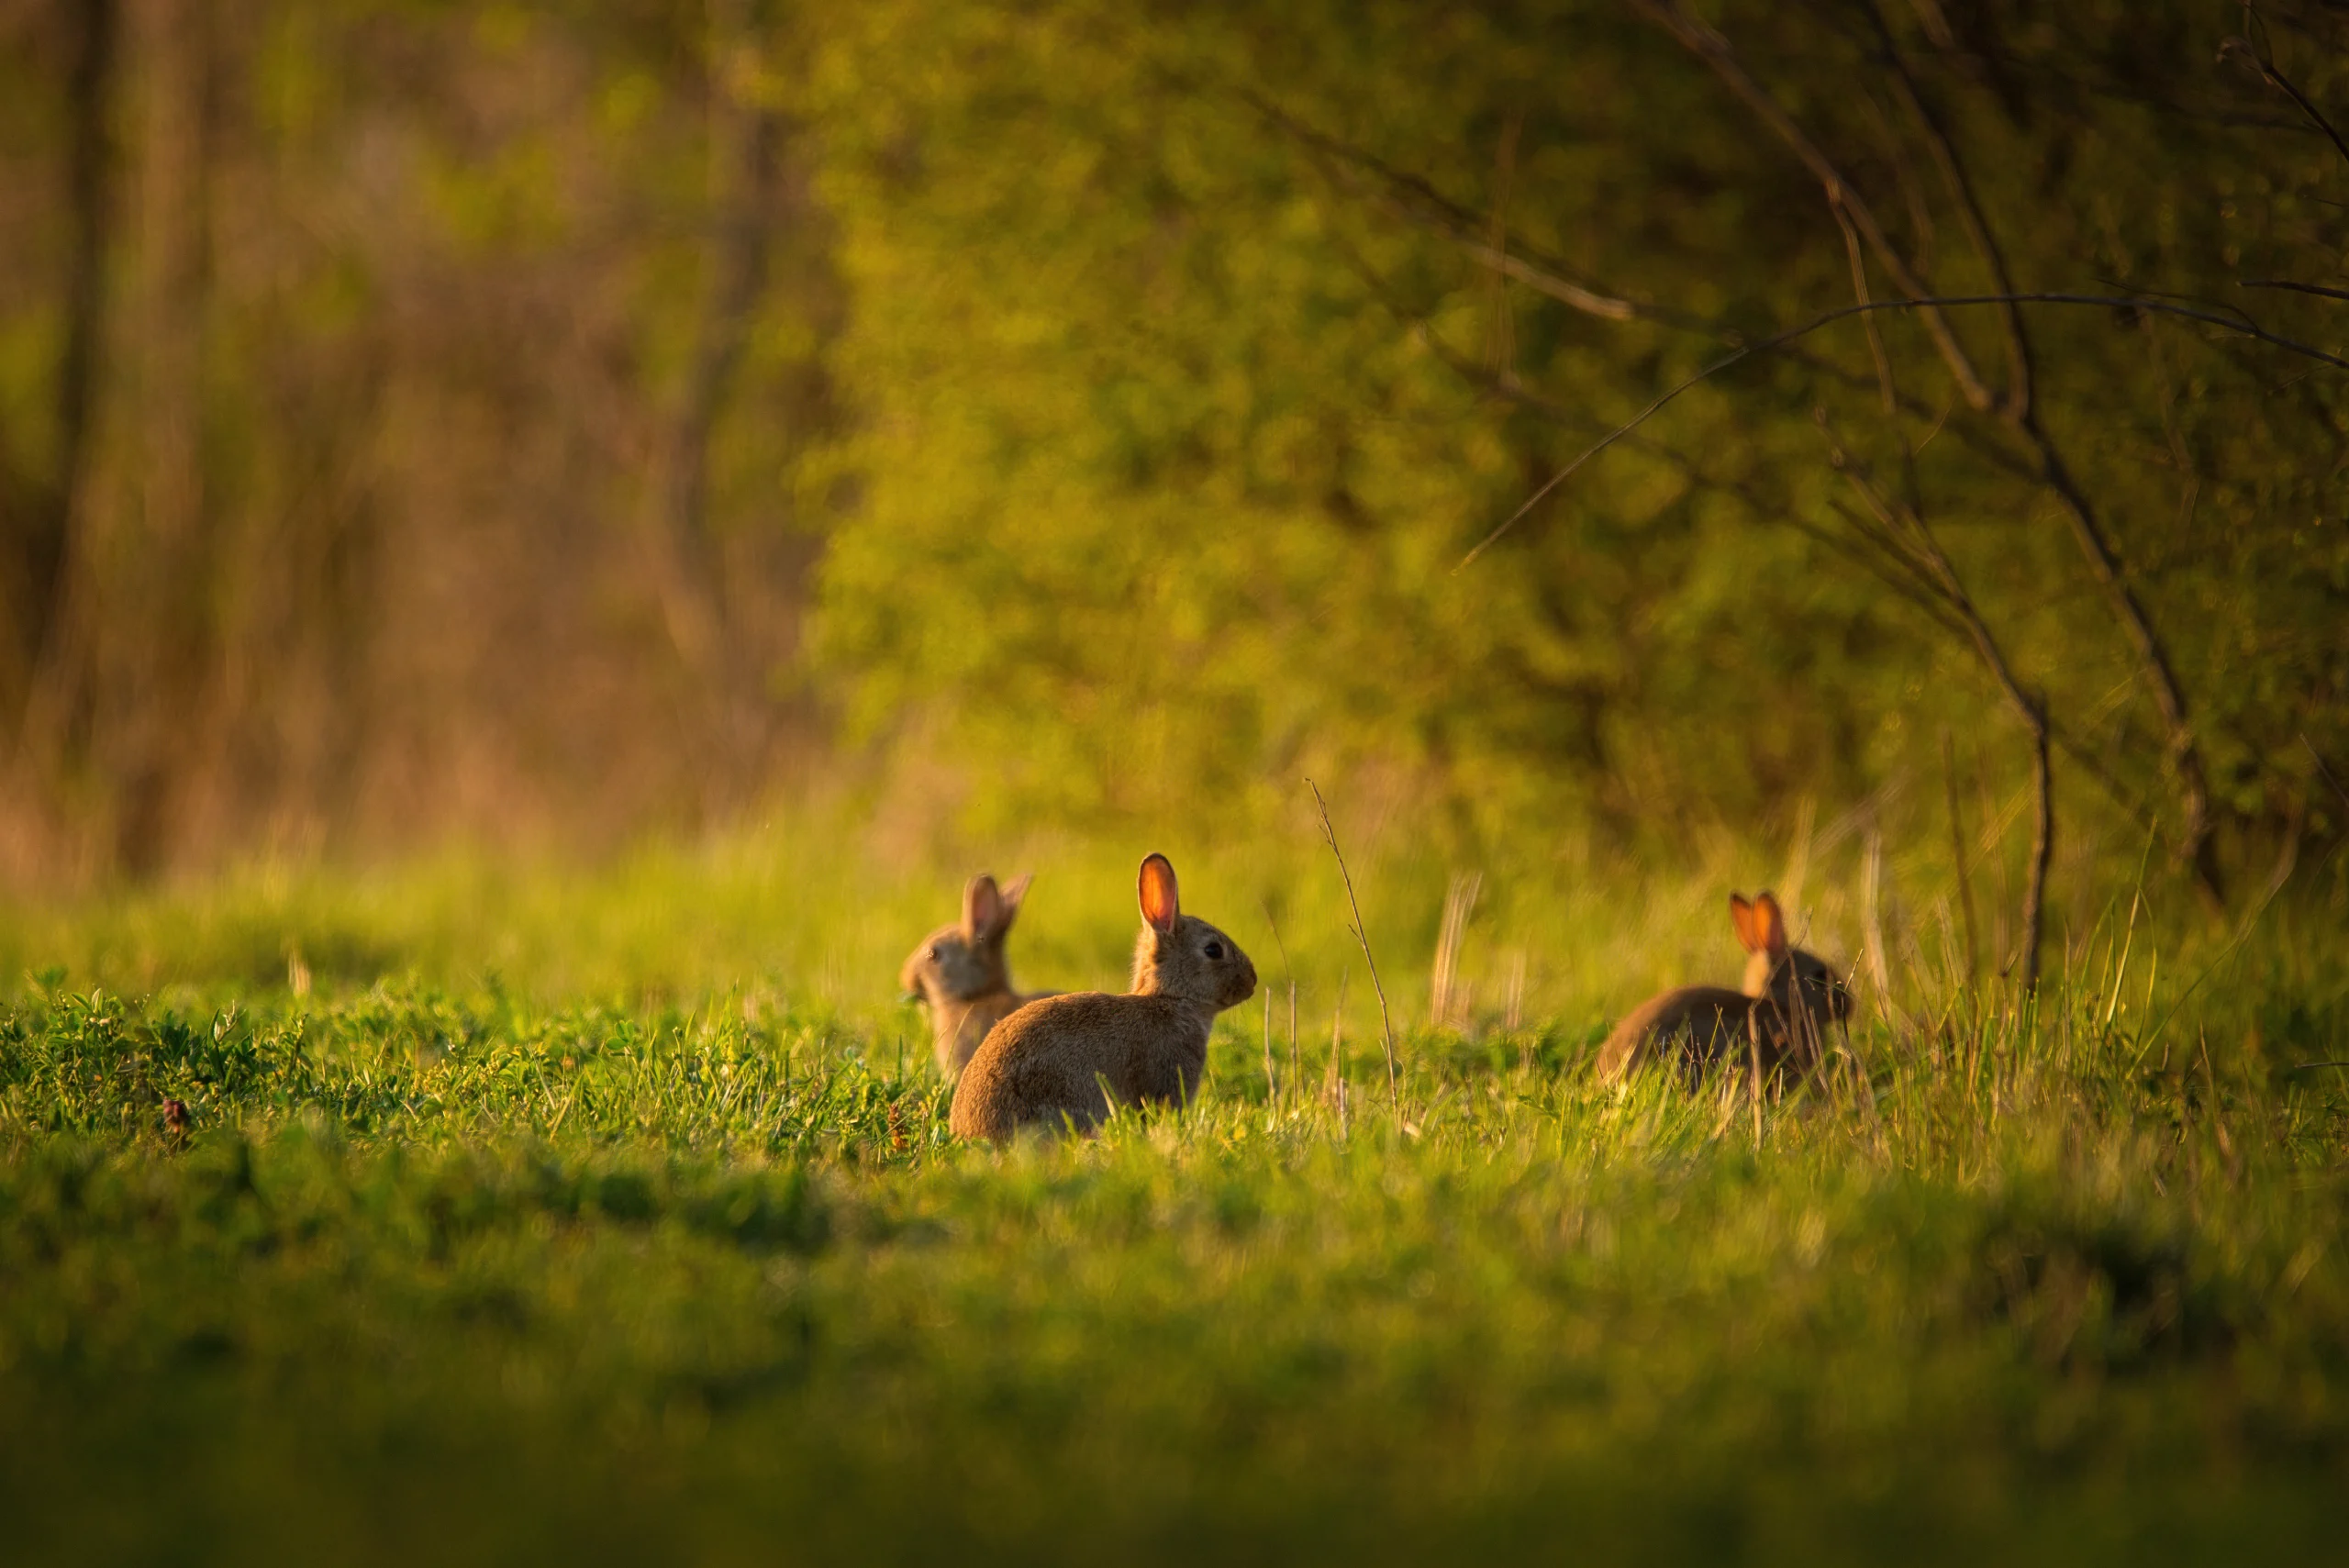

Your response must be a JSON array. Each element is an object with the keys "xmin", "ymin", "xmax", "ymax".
[
  {"xmin": 929, "ymin": 943, "xmax": 945, "ymax": 960},
  {"xmin": 1203, "ymin": 940, "xmax": 1225, "ymax": 960}
]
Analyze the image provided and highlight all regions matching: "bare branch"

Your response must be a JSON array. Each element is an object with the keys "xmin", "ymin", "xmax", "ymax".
[
  {"xmin": 1638, "ymin": 0, "xmax": 2230, "ymax": 902},
  {"xmin": 1633, "ymin": 0, "xmax": 1999, "ymax": 411},
  {"xmin": 1455, "ymin": 288, "xmax": 2349, "ymax": 569},
  {"xmin": 1823, "ymin": 421, "xmax": 2050, "ymax": 985},
  {"xmin": 2305, "ymin": 734, "xmax": 2349, "ymax": 814},
  {"xmin": 2020, "ymin": 402, "xmax": 2223, "ymax": 904},
  {"xmin": 1861, "ymin": 0, "xmax": 2034, "ymax": 417},
  {"xmin": 1454, "ymin": 232, "xmax": 1641, "ymax": 323},
  {"xmin": 1405, "ymin": 228, "xmax": 2176, "ymax": 864},
  {"xmin": 1829, "ymin": 195, "xmax": 1898, "ymax": 412},
  {"xmin": 1423, "ymin": 255, "xmax": 2175, "ymax": 883},
  {"xmin": 1260, "ymin": 86, "xmax": 2156, "ymax": 517},
  {"xmin": 1425, "ymin": 307, "xmax": 1977, "ymax": 634},
  {"xmin": 2220, "ymin": 33, "xmax": 2349, "ymax": 171},
  {"xmin": 1240, "ymin": 86, "xmax": 1662, "ymax": 327},
  {"xmin": 2243, "ymin": 279, "xmax": 2349, "ymax": 302}
]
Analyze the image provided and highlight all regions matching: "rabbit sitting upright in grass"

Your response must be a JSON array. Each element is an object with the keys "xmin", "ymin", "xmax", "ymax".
[
  {"xmin": 950, "ymin": 853, "xmax": 1256, "ymax": 1143},
  {"xmin": 901, "ymin": 873, "xmax": 1055, "ymax": 1077},
  {"xmin": 1595, "ymin": 891, "xmax": 1851, "ymax": 1085}
]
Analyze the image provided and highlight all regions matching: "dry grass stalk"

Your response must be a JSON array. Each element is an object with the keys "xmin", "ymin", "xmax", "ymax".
[
  {"xmin": 1863, "ymin": 825, "xmax": 1892, "ymax": 1009},
  {"xmin": 1263, "ymin": 989, "xmax": 1276, "ymax": 1106},
  {"xmin": 1781, "ymin": 795, "xmax": 1817, "ymax": 913},
  {"xmin": 1330, "ymin": 977, "xmax": 1353, "ymax": 1139},
  {"xmin": 1943, "ymin": 729, "xmax": 1979, "ymax": 981},
  {"xmin": 1430, "ymin": 871, "xmax": 1482, "ymax": 1032},
  {"xmin": 1288, "ymin": 981, "xmax": 1299, "ymax": 1105}
]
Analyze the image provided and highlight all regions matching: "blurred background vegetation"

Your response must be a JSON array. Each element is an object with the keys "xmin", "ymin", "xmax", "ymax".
[{"xmin": 1, "ymin": 0, "xmax": 2343, "ymax": 961}]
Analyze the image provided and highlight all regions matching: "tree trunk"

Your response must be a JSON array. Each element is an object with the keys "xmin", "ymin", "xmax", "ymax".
[
  {"xmin": 645, "ymin": 0, "xmax": 782, "ymax": 806},
  {"xmin": 9, "ymin": 0, "xmax": 119, "ymax": 761},
  {"xmin": 651, "ymin": 0, "xmax": 775, "ymax": 677},
  {"xmin": 111, "ymin": 0, "xmax": 215, "ymax": 873}
]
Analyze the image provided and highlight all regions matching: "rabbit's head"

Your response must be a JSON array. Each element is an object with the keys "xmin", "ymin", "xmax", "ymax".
[
  {"xmin": 901, "ymin": 873, "xmax": 1031, "ymax": 1004},
  {"xmin": 1732, "ymin": 891, "xmax": 1852, "ymax": 1028},
  {"xmin": 1129, "ymin": 853, "xmax": 1256, "ymax": 1010}
]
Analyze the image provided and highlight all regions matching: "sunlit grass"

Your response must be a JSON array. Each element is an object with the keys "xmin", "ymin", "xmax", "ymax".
[{"xmin": 2, "ymin": 824, "xmax": 2346, "ymax": 1562}]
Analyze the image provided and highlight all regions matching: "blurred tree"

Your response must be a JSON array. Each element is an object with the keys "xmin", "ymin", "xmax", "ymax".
[
  {"xmin": 648, "ymin": 0, "xmax": 827, "ymax": 789},
  {"xmin": 800, "ymin": 0, "xmax": 2349, "ymax": 947},
  {"xmin": 0, "ymin": 0, "xmax": 838, "ymax": 882},
  {"xmin": 112, "ymin": 0, "xmax": 217, "ymax": 873},
  {"xmin": 1, "ymin": 0, "xmax": 117, "ymax": 782},
  {"xmin": 0, "ymin": 0, "xmax": 2341, "ymax": 928}
]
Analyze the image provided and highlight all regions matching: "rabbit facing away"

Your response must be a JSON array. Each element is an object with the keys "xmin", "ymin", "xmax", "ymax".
[
  {"xmin": 900, "ymin": 873, "xmax": 1057, "ymax": 1076},
  {"xmin": 950, "ymin": 853, "xmax": 1256, "ymax": 1143},
  {"xmin": 1595, "ymin": 891, "xmax": 1851, "ymax": 1084}
]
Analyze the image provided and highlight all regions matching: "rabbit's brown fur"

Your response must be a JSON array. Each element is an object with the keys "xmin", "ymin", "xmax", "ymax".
[
  {"xmin": 950, "ymin": 854, "xmax": 1256, "ymax": 1142},
  {"xmin": 900, "ymin": 873, "xmax": 1057, "ymax": 1076},
  {"xmin": 1595, "ymin": 891, "xmax": 1851, "ymax": 1084}
]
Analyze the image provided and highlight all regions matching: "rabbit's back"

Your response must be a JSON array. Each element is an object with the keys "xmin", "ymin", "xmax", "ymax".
[
  {"xmin": 950, "ymin": 991, "xmax": 1208, "ymax": 1141},
  {"xmin": 1597, "ymin": 985, "xmax": 1755, "ymax": 1082},
  {"xmin": 939, "ymin": 986, "xmax": 1060, "ymax": 1076},
  {"xmin": 940, "ymin": 992, "xmax": 1015, "ymax": 1075}
]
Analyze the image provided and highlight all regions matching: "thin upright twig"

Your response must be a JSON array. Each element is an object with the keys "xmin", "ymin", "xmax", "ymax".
[
  {"xmin": 1308, "ymin": 779, "xmax": 1402, "ymax": 1123},
  {"xmin": 1263, "ymin": 988, "xmax": 1276, "ymax": 1106},
  {"xmin": 1260, "ymin": 896, "xmax": 1300, "ymax": 1109},
  {"xmin": 1326, "ymin": 963, "xmax": 1349, "ymax": 1112},
  {"xmin": 1829, "ymin": 193, "xmax": 1898, "ymax": 412},
  {"xmin": 1943, "ymin": 729, "xmax": 1979, "ymax": 982},
  {"xmin": 1747, "ymin": 1013, "xmax": 1765, "ymax": 1145},
  {"xmin": 2303, "ymin": 735, "xmax": 2349, "ymax": 812}
]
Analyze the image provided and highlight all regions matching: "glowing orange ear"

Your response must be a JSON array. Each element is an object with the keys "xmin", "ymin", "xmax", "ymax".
[
  {"xmin": 996, "ymin": 873, "xmax": 1032, "ymax": 930},
  {"xmin": 1138, "ymin": 853, "xmax": 1181, "ymax": 933},
  {"xmin": 1730, "ymin": 893, "xmax": 1758, "ymax": 952},
  {"xmin": 963, "ymin": 874, "xmax": 1002, "ymax": 940},
  {"xmin": 1754, "ymin": 892, "xmax": 1789, "ymax": 956}
]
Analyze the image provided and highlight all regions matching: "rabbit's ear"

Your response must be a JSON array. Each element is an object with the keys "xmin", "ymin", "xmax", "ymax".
[
  {"xmin": 1730, "ymin": 893, "xmax": 1759, "ymax": 951},
  {"xmin": 963, "ymin": 874, "xmax": 1004, "ymax": 941},
  {"xmin": 989, "ymin": 873, "xmax": 1033, "ymax": 937},
  {"xmin": 1138, "ymin": 854, "xmax": 1181, "ymax": 933},
  {"xmin": 1753, "ymin": 892, "xmax": 1790, "ymax": 957}
]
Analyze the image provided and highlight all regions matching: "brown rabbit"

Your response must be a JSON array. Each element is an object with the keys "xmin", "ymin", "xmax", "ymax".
[
  {"xmin": 950, "ymin": 853, "xmax": 1256, "ymax": 1142},
  {"xmin": 900, "ymin": 873, "xmax": 1057, "ymax": 1076},
  {"xmin": 1595, "ymin": 891, "xmax": 1851, "ymax": 1084}
]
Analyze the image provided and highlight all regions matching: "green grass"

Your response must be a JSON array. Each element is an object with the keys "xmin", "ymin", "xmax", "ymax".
[{"xmin": 4, "ymin": 824, "xmax": 2348, "ymax": 1563}]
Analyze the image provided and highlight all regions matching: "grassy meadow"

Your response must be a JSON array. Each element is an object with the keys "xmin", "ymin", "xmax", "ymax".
[
  {"xmin": 5, "ymin": 2, "xmax": 2345, "ymax": 1561},
  {"xmin": 4, "ymin": 814, "xmax": 2347, "ymax": 1564}
]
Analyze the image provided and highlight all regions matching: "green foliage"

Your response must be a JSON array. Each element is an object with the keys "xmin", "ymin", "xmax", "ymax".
[
  {"xmin": 6, "ymin": 1, "xmax": 2343, "ymax": 892},
  {"xmin": 796, "ymin": 0, "xmax": 2349, "ymax": 871}
]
